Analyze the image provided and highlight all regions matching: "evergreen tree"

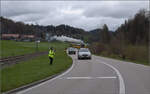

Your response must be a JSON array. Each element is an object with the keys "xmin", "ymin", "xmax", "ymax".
[{"xmin": 100, "ymin": 24, "xmax": 111, "ymax": 44}]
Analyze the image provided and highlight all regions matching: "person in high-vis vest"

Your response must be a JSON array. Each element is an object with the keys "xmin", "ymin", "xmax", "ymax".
[{"xmin": 48, "ymin": 47, "xmax": 55, "ymax": 65}]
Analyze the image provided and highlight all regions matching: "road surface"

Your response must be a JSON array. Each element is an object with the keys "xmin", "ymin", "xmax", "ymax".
[{"xmin": 17, "ymin": 55, "xmax": 150, "ymax": 94}]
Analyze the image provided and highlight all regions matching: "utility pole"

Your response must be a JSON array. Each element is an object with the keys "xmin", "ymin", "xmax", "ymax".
[
  {"xmin": 35, "ymin": 22, "xmax": 39, "ymax": 52},
  {"xmin": 35, "ymin": 40, "xmax": 40, "ymax": 52}
]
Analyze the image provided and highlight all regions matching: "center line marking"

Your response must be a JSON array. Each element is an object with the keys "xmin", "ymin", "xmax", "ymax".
[{"xmin": 59, "ymin": 76, "xmax": 117, "ymax": 80}]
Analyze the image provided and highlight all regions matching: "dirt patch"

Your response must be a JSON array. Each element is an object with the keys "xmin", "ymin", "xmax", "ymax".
[{"xmin": 0, "ymin": 51, "xmax": 48, "ymax": 68}]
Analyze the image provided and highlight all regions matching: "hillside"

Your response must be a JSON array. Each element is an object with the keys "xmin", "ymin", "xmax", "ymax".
[
  {"xmin": 1, "ymin": 17, "xmax": 115, "ymax": 43},
  {"xmin": 90, "ymin": 9, "xmax": 149, "ymax": 65},
  {"xmin": 0, "ymin": 17, "xmax": 88, "ymax": 41}
]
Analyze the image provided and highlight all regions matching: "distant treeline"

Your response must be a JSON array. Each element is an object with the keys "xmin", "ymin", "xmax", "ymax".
[
  {"xmin": 0, "ymin": 16, "xmax": 113, "ymax": 42},
  {"xmin": 0, "ymin": 17, "xmax": 88, "ymax": 40},
  {"xmin": 90, "ymin": 9, "xmax": 149, "ymax": 65}
]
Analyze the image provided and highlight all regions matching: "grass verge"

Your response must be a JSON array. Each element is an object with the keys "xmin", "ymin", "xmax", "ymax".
[
  {"xmin": 97, "ymin": 54, "xmax": 149, "ymax": 66},
  {"xmin": 0, "ymin": 40, "xmax": 66, "ymax": 58}
]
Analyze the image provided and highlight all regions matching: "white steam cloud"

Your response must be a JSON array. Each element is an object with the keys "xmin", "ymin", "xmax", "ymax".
[{"xmin": 51, "ymin": 35, "xmax": 83, "ymax": 43}]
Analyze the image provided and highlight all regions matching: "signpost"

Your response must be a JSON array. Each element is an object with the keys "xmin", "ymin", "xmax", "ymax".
[{"xmin": 35, "ymin": 40, "xmax": 40, "ymax": 52}]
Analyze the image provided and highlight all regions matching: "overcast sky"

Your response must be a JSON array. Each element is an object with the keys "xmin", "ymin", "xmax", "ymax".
[{"xmin": 1, "ymin": 1, "xmax": 149, "ymax": 31}]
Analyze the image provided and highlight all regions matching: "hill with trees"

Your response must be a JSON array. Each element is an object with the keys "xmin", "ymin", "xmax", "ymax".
[
  {"xmin": 0, "ymin": 17, "xmax": 88, "ymax": 41},
  {"xmin": 0, "ymin": 17, "xmax": 114, "ymax": 42},
  {"xmin": 90, "ymin": 9, "xmax": 149, "ymax": 65}
]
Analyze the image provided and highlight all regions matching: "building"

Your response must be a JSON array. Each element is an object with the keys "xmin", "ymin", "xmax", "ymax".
[
  {"xmin": 22, "ymin": 35, "xmax": 35, "ymax": 39},
  {"xmin": 2, "ymin": 34, "xmax": 19, "ymax": 40},
  {"xmin": 2, "ymin": 34, "xmax": 35, "ymax": 41}
]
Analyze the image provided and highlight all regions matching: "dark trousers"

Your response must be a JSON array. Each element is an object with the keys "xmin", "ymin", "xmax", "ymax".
[{"xmin": 49, "ymin": 57, "xmax": 53, "ymax": 65}]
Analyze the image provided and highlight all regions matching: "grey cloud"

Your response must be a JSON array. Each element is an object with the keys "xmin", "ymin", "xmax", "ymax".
[
  {"xmin": 1, "ymin": 1, "xmax": 54, "ymax": 17},
  {"xmin": 1, "ymin": 1, "xmax": 149, "ymax": 31},
  {"xmin": 83, "ymin": 1, "xmax": 149, "ymax": 19},
  {"xmin": 83, "ymin": 7, "xmax": 133, "ymax": 18},
  {"xmin": 10, "ymin": 13, "xmax": 46, "ymax": 23}
]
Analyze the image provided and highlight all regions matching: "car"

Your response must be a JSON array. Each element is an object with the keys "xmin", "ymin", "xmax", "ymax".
[
  {"xmin": 68, "ymin": 47, "xmax": 76, "ymax": 55},
  {"xmin": 78, "ymin": 48, "xmax": 92, "ymax": 60}
]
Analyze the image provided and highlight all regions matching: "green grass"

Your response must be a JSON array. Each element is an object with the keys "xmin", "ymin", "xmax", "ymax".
[
  {"xmin": 1, "ymin": 40, "xmax": 72, "ymax": 92},
  {"xmin": 0, "ymin": 40, "xmax": 66, "ymax": 58},
  {"xmin": 97, "ymin": 54, "xmax": 149, "ymax": 66}
]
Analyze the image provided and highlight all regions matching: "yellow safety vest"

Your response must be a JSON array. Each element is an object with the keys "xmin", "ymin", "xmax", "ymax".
[{"xmin": 48, "ymin": 50, "xmax": 55, "ymax": 58}]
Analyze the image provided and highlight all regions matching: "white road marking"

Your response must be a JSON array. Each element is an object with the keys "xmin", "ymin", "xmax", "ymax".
[
  {"xmin": 17, "ymin": 56, "xmax": 76, "ymax": 94},
  {"xmin": 96, "ymin": 59, "xmax": 125, "ymax": 94},
  {"xmin": 66, "ymin": 77, "xmax": 92, "ymax": 79},
  {"xmin": 59, "ymin": 76, "xmax": 117, "ymax": 79},
  {"xmin": 96, "ymin": 76, "xmax": 117, "ymax": 79}
]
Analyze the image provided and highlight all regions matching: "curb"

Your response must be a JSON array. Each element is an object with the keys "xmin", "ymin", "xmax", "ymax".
[{"xmin": 3, "ymin": 61, "xmax": 73, "ymax": 94}]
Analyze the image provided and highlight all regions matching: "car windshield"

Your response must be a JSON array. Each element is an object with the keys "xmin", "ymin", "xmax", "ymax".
[
  {"xmin": 69, "ymin": 48, "xmax": 75, "ymax": 51},
  {"xmin": 79, "ymin": 49, "xmax": 89, "ymax": 52}
]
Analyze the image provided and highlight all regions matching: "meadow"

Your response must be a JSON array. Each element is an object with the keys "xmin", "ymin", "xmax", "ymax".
[{"xmin": 1, "ymin": 40, "xmax": 72, "ymax": 92}]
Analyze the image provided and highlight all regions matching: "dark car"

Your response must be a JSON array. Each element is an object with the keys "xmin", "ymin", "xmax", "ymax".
[{"xmin": 68, "ymin": 47, "xmax": 76, "ymax": 55}]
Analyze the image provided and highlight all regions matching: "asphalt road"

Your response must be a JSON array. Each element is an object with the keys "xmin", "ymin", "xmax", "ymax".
[{"xmin": 17, "ymin": 55, "xmax": 150, "ymax": 94}]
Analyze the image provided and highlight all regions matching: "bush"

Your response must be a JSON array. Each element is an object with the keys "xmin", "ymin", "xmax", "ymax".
[
  {"xmin": 90, "ymin": 41, "xmax": 149, "ymax": 65},
  {"xmin": 101, "ymin": 51, "xmax": 110, "ymax": 56},
  {"xmin": 124, "ymin": 45, "xmax": 148, "ymax": 63},
  {"xmin": 90, "ymin": 42, "xmax": 106, "ymax": 54}
]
